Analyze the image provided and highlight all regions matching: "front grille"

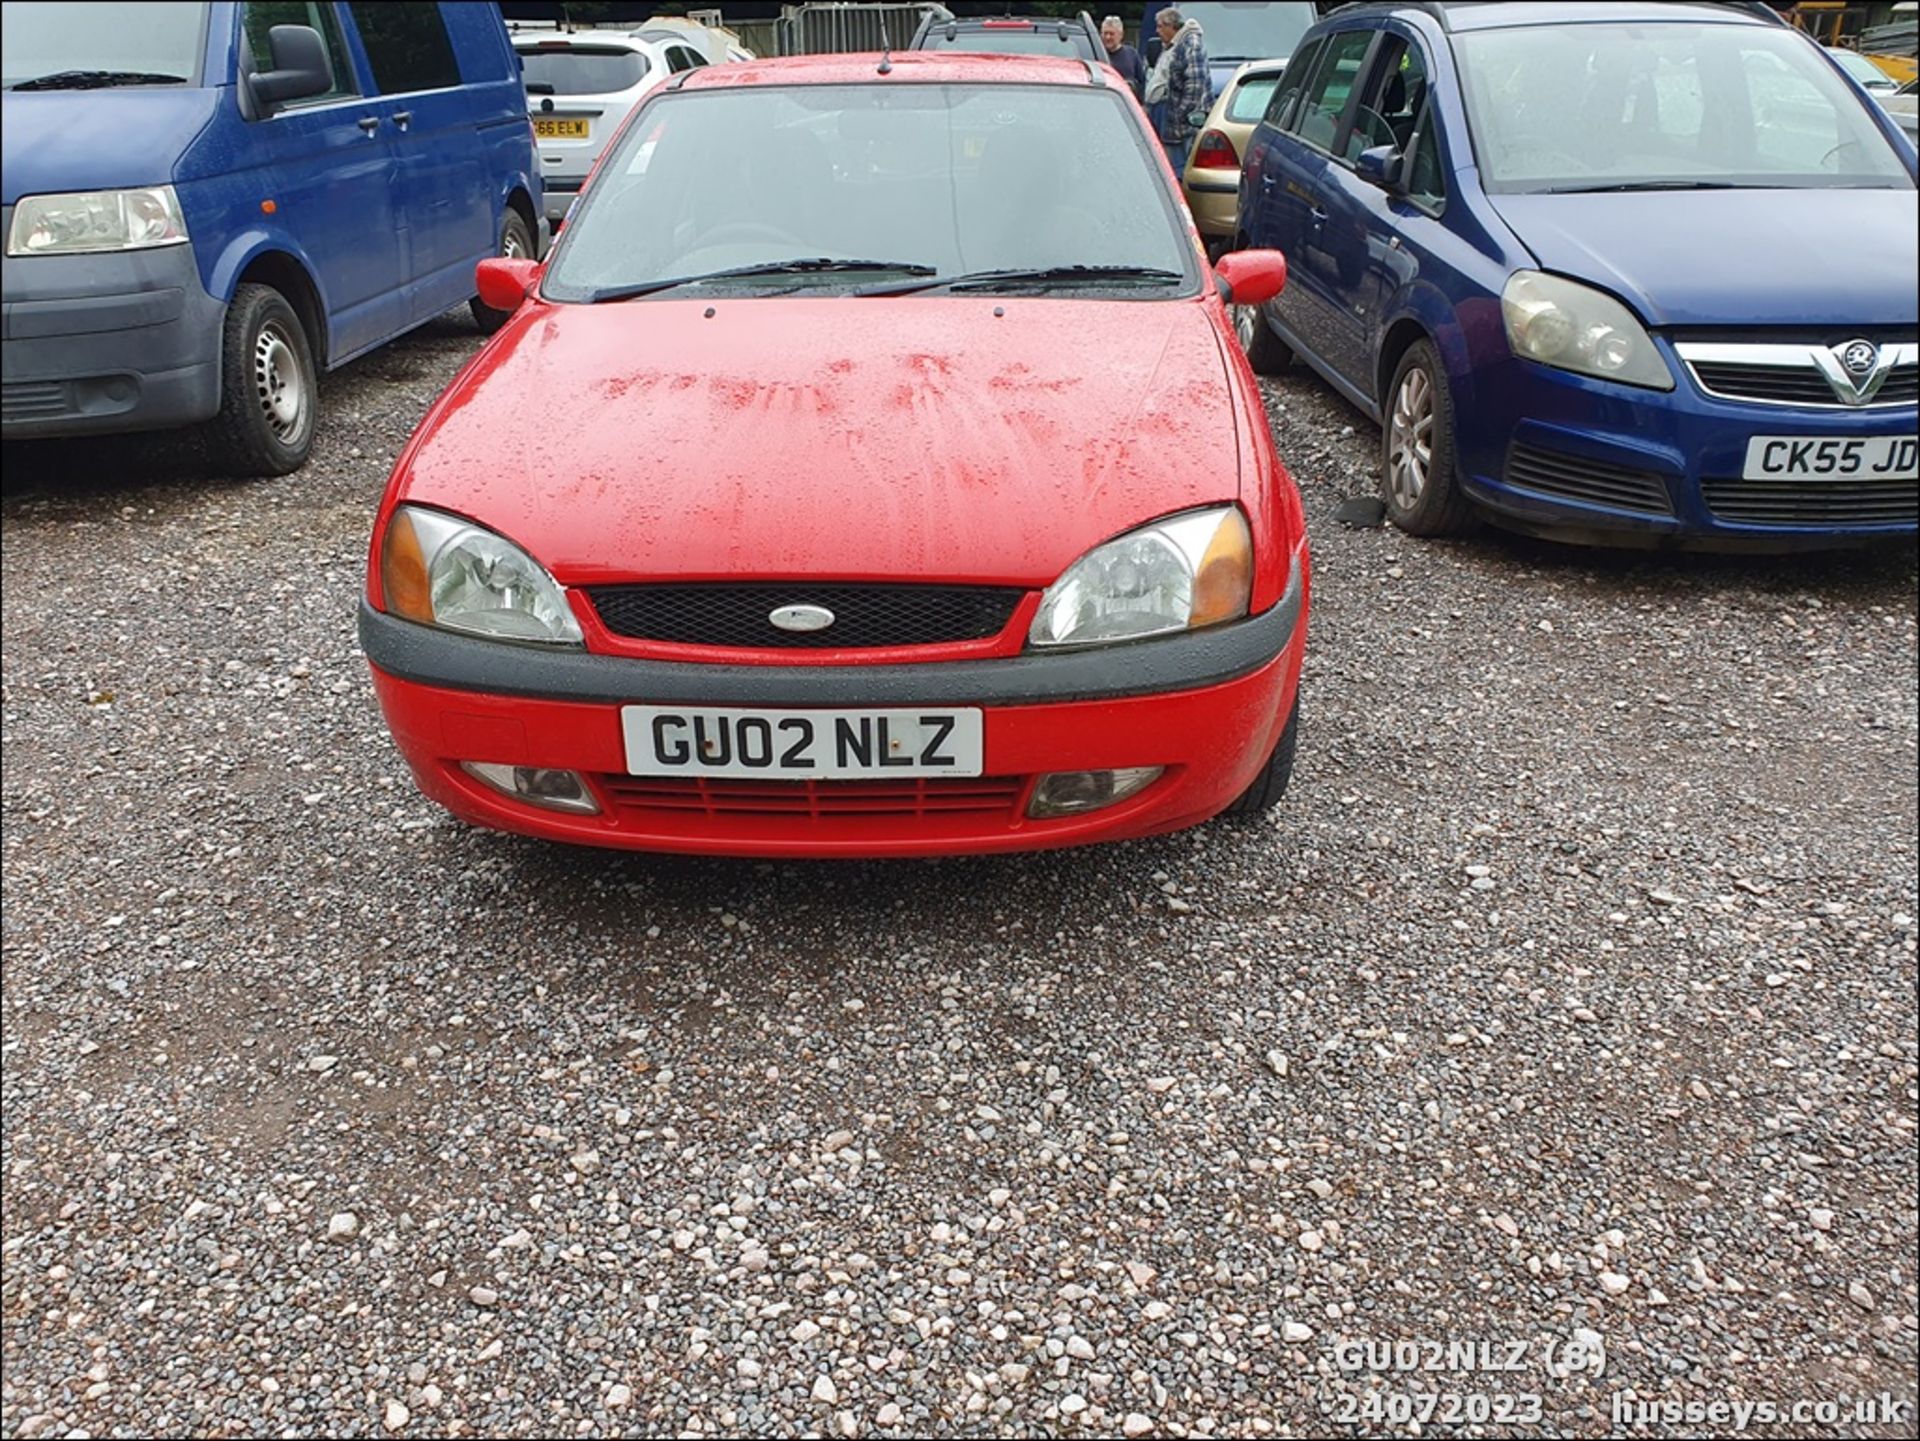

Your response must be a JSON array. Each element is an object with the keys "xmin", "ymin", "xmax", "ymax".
[
  {"xmin": 1689, "ymin": 362, "xmax": 1838, "ymax": 407},
  {"xmin": 1676, "ymin": 339, "xmax": 1919, "ymax": 409},
  {"xmin": 599, "ymin": 774, "xmax": 1026, "ymax": 819},
  {"xmin": 585, "ymin": 583, "xmax": 1025, "ymax": 649},
  {"xmin": 1689, "ymin": 360, "xmax": 1919, "ymax": 408},
  {"xmin": 1505, "ymin": 442, "xmax": 1674, "ymax": 515},
  {"xmin": 1, "ymin": 381, "xmax": 70, "ymax": 422},
  {"xmin": 1702, "ymin": 477, "xmax": 1918, "ymax": 527}
]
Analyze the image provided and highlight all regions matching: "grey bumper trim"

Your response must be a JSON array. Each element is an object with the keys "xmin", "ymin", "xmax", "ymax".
[{"xmin": 359, "ymin": 560, "xmax": 1303, "ymax": 707}]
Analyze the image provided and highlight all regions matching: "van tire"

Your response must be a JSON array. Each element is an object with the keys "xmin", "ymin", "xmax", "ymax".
[
  {"xmin": 1224, "ymin": 694, "xmax": 1299, "ymax": 815},
  {"xmin": 471, "ymin": 210, "xmax": 534, "ymax": 333},
  {"xmin": 1380, "ymin": 340, "xmax": 1475, "ymax": 537},
  {"xmin": 204, "ymin": 283, "xmax": 317, "ymax": 477}
]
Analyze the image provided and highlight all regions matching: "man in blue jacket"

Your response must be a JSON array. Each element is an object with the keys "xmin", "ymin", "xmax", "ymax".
[{"xmin": 1101, "ymin": 14, "xmax": 1147, "ymax": 101}]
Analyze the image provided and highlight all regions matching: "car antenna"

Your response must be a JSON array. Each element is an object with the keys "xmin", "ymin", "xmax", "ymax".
[{"xmin": 878, "ymin": 13, "xmax": 893, "ymax": 73}]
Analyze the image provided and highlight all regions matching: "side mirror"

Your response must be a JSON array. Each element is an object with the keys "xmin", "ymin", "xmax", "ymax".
[
  {"xmin": 1213, "ymin": 248, "xmax": 1287, "ymax": 307},
  {"xmin": 1356, "ymin": 143, "xmax": 1404, "ymax": 192},
  {"xmin": 475, "ymin": 257, "xmax": 540, "ymax": 313},
  {"xmin": 250, "ymin": 25, "xmax": 332, "ymax": 107}
]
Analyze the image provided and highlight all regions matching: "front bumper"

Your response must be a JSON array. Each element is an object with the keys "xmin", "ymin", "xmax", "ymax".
[
  {"xmin": 1453, "ymin": 349, "xmax": 1918, "ymax": 549},
  {"xmin": 1, "ymin": 235, "xmax": 224, "ymax": 439},
  {"xmin": 356, "ymin": 564, "xmax": 1307, "ymax": 857}
]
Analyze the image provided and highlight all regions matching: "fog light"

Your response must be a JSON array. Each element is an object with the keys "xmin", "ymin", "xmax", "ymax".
[
  {"xmin": 460, "ymin": 761, "xmax": 599, "ymax": 814},
  {"xmin": 1027, "ymin": 766, "xmax": 1164, "ymax": 819}
]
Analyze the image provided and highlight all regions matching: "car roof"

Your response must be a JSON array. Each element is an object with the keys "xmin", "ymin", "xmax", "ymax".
[
  {"xmin": 1324, "ymin": 1, "xmax": 1778, "ymax": 32},
  {"xmin": 674, "ymin": 51, "xmax": 1105, "ymax": 90}
]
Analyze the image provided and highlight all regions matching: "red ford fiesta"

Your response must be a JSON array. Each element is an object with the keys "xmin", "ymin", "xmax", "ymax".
[{"xmin": 361, "ymin": 52, "xmax": 1308, "ymax": 857}]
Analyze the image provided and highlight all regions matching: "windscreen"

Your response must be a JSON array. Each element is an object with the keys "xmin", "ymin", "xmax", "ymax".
[
  {"xmin": 544, "ymin": 82, "xmax": 1195, "ymax": 299},
  {"xmin": 516, "ymin": 46, "xmax": 651, "ymax": 97},
  {"xmin": 1177, "ymin": 4, "xmax": 1317, "ymax": 61},
  {"xmin": 1, "ymin": 1, "xmax": 205, "ymax": 88},
  {"xmin": 1457, "ymin": 22, "xmax": 1913, "ymax": 192}
]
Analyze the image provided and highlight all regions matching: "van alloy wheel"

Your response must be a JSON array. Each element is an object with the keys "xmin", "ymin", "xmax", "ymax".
[{"xmin": 1387, "ymin": 364, "xmax": 1433, "ymax": 511}]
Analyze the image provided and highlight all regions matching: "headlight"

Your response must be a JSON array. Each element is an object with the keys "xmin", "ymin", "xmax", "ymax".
[
  {"xmin": 1029, "ymin": 506, "xmax": 1251, "ymax": 649},
  {"xmin": 379, "ymin": 506, "xmax": 582, "ymax": 645},
  {"xmin": 1501, "ymin": 271, "xmax": 1672, "ymax": 391},
  {"xmin": 6, "ymin": 186, "xmax": 189, "ymax": 256}
]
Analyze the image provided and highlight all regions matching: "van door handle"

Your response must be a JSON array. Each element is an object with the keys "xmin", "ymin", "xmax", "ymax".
[
  {"xmin": 357, "ymin": 116, "xmax": 379, "ymax": 135},
  {"xmin": 1259, "ymin": 171, "xmax": 1275, "ymax": 189},
  {"xmin": 1309, "ymin": 204, "xmax": 1328, "ymax": 224},
  {"xmin": 391, "ymin": 110, "xmax": 412, "ymax": 130}
]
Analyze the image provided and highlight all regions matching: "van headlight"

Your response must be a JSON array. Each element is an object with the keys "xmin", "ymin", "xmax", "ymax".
[
  {"xmin": 1029, "ymin": 507, "xmax": 1251, "ymax": 648},
  {"xmin": 378, "ymin": 506, "xmax": 582, "ymax": 645},
  {"xmin": 6, "ymin": 185, "xmax": 189, "ymax": 255},
  {"xmin": 1501, "ymin": 271, "xmax": 1672, "ymax": 390}
]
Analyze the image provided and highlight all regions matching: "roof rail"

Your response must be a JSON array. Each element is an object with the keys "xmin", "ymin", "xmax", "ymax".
[
  {"xmin": 1327, "ymin": 0, "xmax": 1456, "ymax": 32},
  {"xmin": 1328, "ymin": 0, "xmax": 1788, "ymax": 29}
]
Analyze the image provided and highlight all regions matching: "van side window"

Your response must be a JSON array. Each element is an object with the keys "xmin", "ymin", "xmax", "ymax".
[
  {"xmin": 1293, "ymin": 29, "xmax": 1374, "ymax": 154},
  {"xmin": 1404, "ymin": 101, "xmax": 1445, "ymax": 211},
  {"xmin": 1265, "ymin": 38, "xmax": 1323, "ymax": 130},
  {"xmin": 242, "ymin": 1, "xmax": 359, "ymax": 103},
  {"xmin": 1347, "ymin": 35, "xmax": 1429, "ymax": 162},
  {"xmin": 348, "ymin": 2, "xmax": 461, "ymax": 94}
]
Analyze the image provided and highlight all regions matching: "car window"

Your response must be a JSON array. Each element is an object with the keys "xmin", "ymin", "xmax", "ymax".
[
  {"xmin": 1346, "ymin": 34, "xmax": 1428, "ymax": 161},
  {"xmin": 243, "ymin": 0, "xmax": 357, "ymax": 103},
  {"xmin": 1404, "ymin": 100, "xmax": 1444, "ymax": 209},
  {"xmin": 1456, "ymin": 21, "xmax": 1911, "ymax": 191},
  {"xmin": 1293, "ymin": 29, "xmax": 1373, "ymax": 153},
  {"xmin": 665, "ymin": 46, "xmax": 697, "ymax": 73},
  {"xmin": 347, "ymin": 1, "xmax": 460, "ymax": 94},
  {"xmin": 1264, "ymin": 38, "xmax": 1322, "ymax": 128},
  {"xmin": 546, "ymin": 83, "xmax": 1196, "ymax": 300},
  {"xmin": 517, "ymin": 45, "xmax": 650, "ymax": 97},
  {"xmin": 1228, "ymin": 73, "xmax": 1282, "ymax": 124}
]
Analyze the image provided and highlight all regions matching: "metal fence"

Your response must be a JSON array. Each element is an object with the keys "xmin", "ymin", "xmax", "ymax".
[{"xmin": 775, "ymin": 2, "xmax": 953, "ymax": 55}]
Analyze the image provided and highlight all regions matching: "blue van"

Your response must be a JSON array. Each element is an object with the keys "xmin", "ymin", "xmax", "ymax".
[
  {"xmin": 1, "ymin": 1, "xmax": 545, "ymax": 475},
  {"xmin": 1233, "ymin": 1, "xmax": 1918, "ymax": 548}
]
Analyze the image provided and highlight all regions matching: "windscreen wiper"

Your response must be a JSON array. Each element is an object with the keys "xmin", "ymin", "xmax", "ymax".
[
  {"xmin": 586, "ymin": 258, "xmax": 938, "ymax": 303},
  {"xmin": 1540, "ymin": 180, "xmax": 1746, "ymax": 194},
  {"xmin": 869, "ymin": 264, "xmax": 1186, "ymax": 296},
  {"xmin": 11, "ymin": 69, "xmax": 189, "ymax": 91}
]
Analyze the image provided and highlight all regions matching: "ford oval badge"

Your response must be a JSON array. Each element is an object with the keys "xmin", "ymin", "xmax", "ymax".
[{"xmin": 769, "ymin": 603, "xmax": 835, "ymax": 634}]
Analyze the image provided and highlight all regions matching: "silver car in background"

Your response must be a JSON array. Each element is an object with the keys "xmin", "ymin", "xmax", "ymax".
[{"xmin": 513, "ymin": 32, "xmax": 709, "ymax": 227}]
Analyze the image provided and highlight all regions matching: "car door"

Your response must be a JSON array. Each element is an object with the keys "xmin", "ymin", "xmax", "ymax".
[
  {"xmin": 1260, "ymin": 27, "xmax": 1376, "ymax": 375},
  {"xmin": 1239, "ymin": 36, "xmax": 1322, "ymax": 248},
  {"xmin": 345, "ymin": 2, "xmax": 491, "ymax": 323},
  {"xmin": 1311, "ymin": 29, "xmax": 1431, "ymax": 391},
  {"xmin": 1343, "ymin": 30, "xmax": 1448, "ymax": 409},
  {"xmin": 237, "ymin": 0, "xmax": 407, "ymax": 362}
]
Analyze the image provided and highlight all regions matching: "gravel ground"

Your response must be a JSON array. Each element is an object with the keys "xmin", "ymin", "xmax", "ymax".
[{"xmin": 3, "ymin": 312, "xmax": 1916, "ymax": 1440}]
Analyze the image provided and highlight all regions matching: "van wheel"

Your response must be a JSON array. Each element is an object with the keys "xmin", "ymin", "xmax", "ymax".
[
  {"xmin": 1224, "ymin": 694, "xmax": 1299, "ymax": 815},
  {"xmin": 204, "ymin": 283, "xmax": 316, "ymax": 477},
  {"xmin": 1381, "ymin": 340, "xmax": 1475, "ymax": 537},
  {"xmin": 471, "ymin": 210, "xmax": 534, "ymax": 333},
  {"xmin": 1234, "ymin": 301, "xmax": 1292, "ymax": 375}
]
